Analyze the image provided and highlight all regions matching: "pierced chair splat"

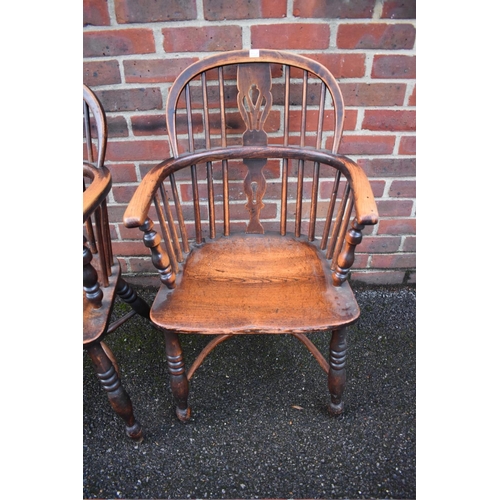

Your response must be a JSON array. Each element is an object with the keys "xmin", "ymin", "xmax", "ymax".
[
  {"xmin": 83, "ymin": 84, "xmax": 151, "ymax": 441},
  {"xmin": 123, "ymin": 50, "xmax": 378, "ymax": 421}
]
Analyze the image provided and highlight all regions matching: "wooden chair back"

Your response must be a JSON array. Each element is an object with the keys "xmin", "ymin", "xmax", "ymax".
[{"xmin": 166, "ymin": 49, "xmax": 345, "ymax": 157}]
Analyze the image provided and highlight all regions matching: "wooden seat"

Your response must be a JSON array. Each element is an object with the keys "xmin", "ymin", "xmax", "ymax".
[
  {"xmin": 152, "ymin": 234, "xmax": 359, "ymax": 334},
  {"xmin": 83, "ymin": 84, "xmax": 151, "ymax": 441},
  {"xmin": 123, "ymin": 50, "xmax": 378, "ymax": 421}
]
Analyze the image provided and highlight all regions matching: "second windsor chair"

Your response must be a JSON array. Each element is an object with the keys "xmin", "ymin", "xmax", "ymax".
[{"xmin": 84, "ymin": 84, "xmax": 151, "ymax": 441}]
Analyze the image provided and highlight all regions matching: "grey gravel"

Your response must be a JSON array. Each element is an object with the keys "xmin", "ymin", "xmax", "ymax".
[{"xmin": 83, "ymin": 283, "xmax": 416, "ymax": 499}]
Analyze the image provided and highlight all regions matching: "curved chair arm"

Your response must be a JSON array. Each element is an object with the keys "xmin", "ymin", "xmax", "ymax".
[
  {"xmin": 123, "ymin": 146, "xmax": 378, "ymax": 229},
  {"xmin": 83, "ymin": 162, "xmax": 112, "ymax": 223}
]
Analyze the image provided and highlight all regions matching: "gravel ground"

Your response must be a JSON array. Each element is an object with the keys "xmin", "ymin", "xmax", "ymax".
[{"xmin": 83, "ymin": 283, "xmax": 416, "ymax": 499}]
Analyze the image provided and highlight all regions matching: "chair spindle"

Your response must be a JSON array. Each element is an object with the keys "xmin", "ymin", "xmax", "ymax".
[
  {"xmin": 294, "ymin": 71, "xmax": 309, "ymax": 238},
  {"xmin": 93, "ymin": 206, "xmax": 110, "ymax": 286},
  {"xmin": 169, "ymin": 173, "xmax": 190, "ymax": 254},
  {"xmin": 326, "ymin": 182, "xmax": 351, "ymax": 261},
  {"xmin": 309, "ymin": 161, "xmax": 320, "ymax": 242},
  {"xmin": 154, "ymin": 192, "xmax": 179, "ymax": 274},
  {"xmin": 308, "ymin": 83, "xmax": 327, "ymax": 241},
  {"xmin": 159, "ymin": 183, "xmax": 184, "ymax": 264},
  {"xmin": 217, "ymin": 67, "xmax": 230, "ymax": 236},
  {"xmin": 101, "ymin": 199, "xmax": 113, "ymax": 274},
  {"xmin": 331, "ymin": 191, "xmax": 354, "ymax": 269},
  {"xmin": 320, "ymin": 170, "xmax": 341, "ymax": 250},
  {"xmin": 281, "ymin": 65, "xmax": 291, "ymax": 236},
  {"xmin": 184, "ymin": 84, "xmax": 203, "ymax": 243},
  {"xmin": 201, "ymin": 73, "xmax": 216, "ymax": 239},
  {"xmin": 84, "ymin": 102, "xmax": 93, "ymax": 163}
]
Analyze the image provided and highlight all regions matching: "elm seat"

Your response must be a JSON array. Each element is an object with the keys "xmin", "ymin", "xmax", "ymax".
[
  {"xmin": 123, "ymin": 49, "xmax": 379, "ymax": 421},
  {"xmin": 152, "ymin": 234, "xmax": 360, "ymax": 335}
]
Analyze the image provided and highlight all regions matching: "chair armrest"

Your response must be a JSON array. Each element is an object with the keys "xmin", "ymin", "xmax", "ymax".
[
  {"xmin": 327, "ymin": 153, "xmax": 378, "ymax": 226},
  {"xmin": 123, "ymin": 157, "xmax": 175, "ymax": 228},
  {"xmin": 83, "ymin": 163, "xmax": 112, "ymax": 223}
]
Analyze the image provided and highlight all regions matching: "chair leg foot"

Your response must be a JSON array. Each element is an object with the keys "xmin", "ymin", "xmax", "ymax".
[
  {"xmin": 86, "ymin": 342, "xmax": 143, "ymax": 441},
  {"xmin": 176, "ymin": 406, "xmax": 191, "ymax": 422},
  {"xmin": 328, "ymin": 401, "xmax": 344, "ymax": 416},
  {"xmin": 328, "ymin": 327, "xmax": 347, "ymax": 416},
  {"xmin": 125, "ymin": 421, "xmax": 144, "ymax": 442},
  {"xmin": 163, "ymin": 330, "xmax": 191, "ymax": 422}
]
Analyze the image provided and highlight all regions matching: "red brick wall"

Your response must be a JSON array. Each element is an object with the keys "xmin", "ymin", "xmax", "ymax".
[{"xmin": 83, "ymin": 0, "xmax": 416, "ymax": 285}]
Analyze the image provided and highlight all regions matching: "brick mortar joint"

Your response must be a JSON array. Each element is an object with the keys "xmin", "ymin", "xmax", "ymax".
[
  {"xmin": 102, "ymin": 131, "xmax": 415, "ymax": 141},
  {"xmin": 83, "ymin": 73, "xmax": 415, "ymax": 91},
  {"xmin": 83, "ymin": 49, "xmax": 416, "ymax": 62},
  {"xmin": 83, "ymin": 18, "xmax": 417, "ymax": 32}
]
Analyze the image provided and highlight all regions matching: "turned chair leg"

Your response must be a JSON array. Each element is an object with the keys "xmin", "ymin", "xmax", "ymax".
[
  {"xmin": 328, "ymin": 327, "xmax": 347, "ymax": 416},
  {"xmin": 116, "ymin": 277, "xmax": 151, "ymax": 319},
  {"xmin": 101, "ymin": 341, "xmax": 119, "ymax": 377},
  {"xmin": 86, "ymin": 342, "xmax": 143, "ymax": 441},
  {"xmin": 163, "ymin": 330, "xmax": 191, "ymax": 422}
]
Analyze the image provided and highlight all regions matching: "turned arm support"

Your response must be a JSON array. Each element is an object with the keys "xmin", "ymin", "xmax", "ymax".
[
  {"xmin": 332, "ymin": 220, "xmax": 365, "ymax": 286},
  {"xmin": 83, "ymin": 236, "xmax": 103, "ymax": 307},
  {"xmin": 122, "ymin": 157, "xmax": 177, "ymax": 289},
  {"xmin": 140, "ymin": 217, "xmax": 176, "ymax": 289}
]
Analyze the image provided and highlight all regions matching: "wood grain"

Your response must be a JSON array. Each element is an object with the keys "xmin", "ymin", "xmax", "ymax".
[{"xmin": 151, "ymin": 234, "xmax": 360, "ymax": 334}]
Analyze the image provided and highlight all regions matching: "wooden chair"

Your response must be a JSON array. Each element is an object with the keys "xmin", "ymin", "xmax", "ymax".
[
  {"xmin": 83, "ymin": 84, "xmax": 151, "ymax": 441},
  {"xmin": 123, "ymin": 50, "xmax": 378, "ymax": 422}
]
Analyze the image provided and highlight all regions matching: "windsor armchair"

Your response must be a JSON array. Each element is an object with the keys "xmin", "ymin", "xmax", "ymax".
[
  {"xmin": 83, "ymin": 84, "xmax": 151, "ymax": 441},
  {"xmin": 124, "ymin": 50, "xmax": 378, "ymax": 422}
]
